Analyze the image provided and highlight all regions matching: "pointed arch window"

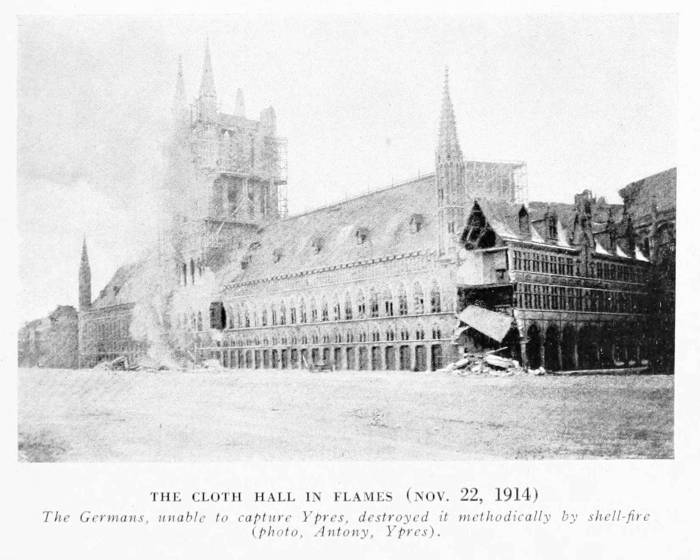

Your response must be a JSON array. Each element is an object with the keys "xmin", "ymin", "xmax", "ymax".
[
  {"xmin": 310, "ymin": 298, "xmax": 318, "ymax": 322},
  {"xmin": 332, "ymin": 295, "xmax": 341, "ymax": 321},
  {"xmin": 383, "ymin": 287, "xmax": 394, "ymax": 316},
  {"xmin": 413, "ymin": 282, "xmax": 425, "ymax": 314},
  {"xmin": 369, "ymin": 289, "xmax": 379, "ymax": 318},
  {"xmin": 398, "ymin": 285, "xmax": 408, "ymax": 316},
  {"xmin": 321, "ymin": 298, "xmax": 329, "ymax": 322},
  {"xmin": 430, "ymin": 281, "xmax": 442, "ymax": 313},
  {"xmin": 356, "ymin": 291, "xmax": 366, "ymax": 318},
  {"xmin": 279, "ymin": 301, "xmax": 286, "ymax": 325},
  {"xmin": 344, "ymin": 292, "xmax": 353, "ymax": 320},
  {"xmin": 300, "ymin": 299, "xmax": 307, "ymax": 323}
]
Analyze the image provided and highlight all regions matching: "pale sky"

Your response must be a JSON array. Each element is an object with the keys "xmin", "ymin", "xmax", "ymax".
[{"xmin": 17, "ymin": 14, "xmax": 677, "ymax": 323}]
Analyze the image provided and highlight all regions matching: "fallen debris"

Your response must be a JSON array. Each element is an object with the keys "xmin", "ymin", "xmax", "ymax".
[
  {"xmin": 202, "ymin": 359, "xmax": 223, "ymax": 370},
  {"xmin": 438, "ymin": 351, "xmax": 544, "ymax": 377}
]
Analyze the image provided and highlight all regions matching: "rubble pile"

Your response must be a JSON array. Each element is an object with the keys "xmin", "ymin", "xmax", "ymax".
[
  {"xmin": 91, "ymin": 354, "xmax": 186, "ymax": 372},
  {"xmin": 438, "ymin": 349, "xmax": 546, "ymax": 377}
]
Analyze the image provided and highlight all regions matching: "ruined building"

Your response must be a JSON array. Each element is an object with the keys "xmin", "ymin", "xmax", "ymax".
[{"xmin": 70, "ymin": 46, "xmax": 673, "ymax": 372}]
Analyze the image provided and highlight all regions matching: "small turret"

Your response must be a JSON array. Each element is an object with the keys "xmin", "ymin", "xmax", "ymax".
[{"xmin": 79, "ymin": 236, "xmax": 92, "ymax": 311}]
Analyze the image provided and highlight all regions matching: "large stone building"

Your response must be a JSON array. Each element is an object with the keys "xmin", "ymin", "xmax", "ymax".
[{"xmin": 72, "ymin": 46, "xmax": 673, "ymax": 373}]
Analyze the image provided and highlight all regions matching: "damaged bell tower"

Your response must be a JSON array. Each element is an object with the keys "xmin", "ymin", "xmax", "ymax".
[{"xmin": 169, "ymin": 39, "xmax": 288, "ymax": 267}]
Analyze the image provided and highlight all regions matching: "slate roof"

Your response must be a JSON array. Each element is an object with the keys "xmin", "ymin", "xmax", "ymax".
[
  {"xmin": 91, "ymin": 174, "xmax": 439, "ymax": 307},
  {"xmin": 92, "ymin": 261, "xmax": 146, "ymax": 309},
  {"xmin": 220, "ymin": 174, "xmax": 438, "ymax": 286}
]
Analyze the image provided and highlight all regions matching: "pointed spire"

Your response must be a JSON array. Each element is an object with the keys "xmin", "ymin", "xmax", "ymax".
[
  {"xmin": 199, "ymin": 37, "xmax": 216, "ymax": 99},
  {"xmin": 234, "ymin": 88, "xmax": 245, "ymax": 117},
  {"xmin": 80, "ymin": 235, "xmax": 89, "ymax": 266},
  {"xmin": 79, "ymin": 236, "xmax": 92, "ymax": 311},
  {"xmin": 437, "ymin": 66, "xmax": 462, "ymax": 158}
]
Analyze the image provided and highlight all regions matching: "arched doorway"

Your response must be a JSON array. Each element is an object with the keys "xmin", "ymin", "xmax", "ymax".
[
  {"xmin": 415, "ymin": 345, "xmax": 427, "ymax": 371},
  {"xmin": 385, "ymin": 346, "xmax": 396, "ymax": 370},
  {"xmin": 503, "ymin": 327, "xmax": 521, "ymax": 366},
  {"xmin": 346, "ymin": 347, "xmax": 355, "ymax": 370},
  {"xmin": 358, "ymin": 347, "xmax": 369, "ymax": 370},
  {"xmin": 430, "ymin": 344, "xmax": 443, "ymax": 371},
  {"xmin": 544, "ymin": 325, "xmax": 560, "ymax": 371},
  {"xmin": 599, "ymin": 324, "xmax": 614, "ymax": 368},
  {"xmin": 561, "ymin": 325, "xmax": 576, "ymax": 370},
  {"xmin": 333, "ymin": 347, "xmax": 342, "ymax": 370},
  {"xmin": 371, "ymin": 346, "xmax": 382, "ymax": 370},
  {"xmin": 399, "ymin": 345, "xmax": 411, "ymax": 370},
  {"xmin": 578, "ymin": 326, "xmax": 598, "ymax": 369},
  {"xmin": 526, "ymin": 324, "xmax": 542, "ymax": 369}
]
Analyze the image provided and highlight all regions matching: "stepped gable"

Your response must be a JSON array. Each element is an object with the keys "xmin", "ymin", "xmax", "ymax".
[
  {"xmin": 529, "ymin": 199, "xmax": 623, "ymax": 235},
  {"xmin": 222, "ymin": 174, "xmax": 438, "ymax": 285}
]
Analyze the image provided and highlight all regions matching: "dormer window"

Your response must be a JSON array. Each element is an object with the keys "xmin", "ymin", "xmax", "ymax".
[
  {"xmin": 312, "ymin": 236, "xmax": 324, "ymax": 253},
  {"xmin": 410, "ymin": 214, "xmax": 425, "ymax": 233},
  {"xmin": 547, "ymin": 216, "xmax": 558, "ymax": 241},
  {"xmin": 249, "ymin": 241, "xmax": 261, "ymax": 251},
  {"xmin": 518, "ymin": 207, "xmax": 530, "ymax": 237},
  {"xmin": 355, "ymin": 228, "xmax": 369, "ymax": 245},
  {"xmin": 241, "ymin": 255, "xmax": 252, "ymax": 270}
]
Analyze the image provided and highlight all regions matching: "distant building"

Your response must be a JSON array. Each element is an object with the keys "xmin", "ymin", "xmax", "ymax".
[{"xmin": 18, "ymin": 306, "xmax": 79, "ymax": 368}]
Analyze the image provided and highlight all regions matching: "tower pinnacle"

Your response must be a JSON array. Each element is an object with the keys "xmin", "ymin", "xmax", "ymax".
[
  {"xmin": 199, "ymin": 38, "xmax": 216, "ymax": 98},
  {"xmin": 79, "ymin": 236, "xmax": 92, "ymax": 311},
  {"xmin": 197, "ymin": 39, "xmax": 217, "ymax": 123},
  {"xmin": 437, "ymin": 66, "xmax": 462, "ymax": 159}
]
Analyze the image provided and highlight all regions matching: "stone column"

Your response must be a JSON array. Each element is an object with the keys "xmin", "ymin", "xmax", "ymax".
[
  {"xmin": 539, "ymin": 338, "xmax": 546, "ymax": 370},
  {"xmin": 520, "ymin": 339, "xmax": 529, "ymax": 369},
  {"xmin": 556, "ymin": 335, "xmax": 563, "ymax": 372}
]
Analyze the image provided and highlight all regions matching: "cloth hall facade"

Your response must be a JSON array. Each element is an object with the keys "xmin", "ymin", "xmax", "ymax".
[{"xmin": 75, "ymin": 46, "xmax": 670, "ymax": 372}]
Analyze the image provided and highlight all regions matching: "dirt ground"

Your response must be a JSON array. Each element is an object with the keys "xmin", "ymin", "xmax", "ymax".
[{"xmin": 17, "ymin": 368, "xmax": 673, "ymax": 461}]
